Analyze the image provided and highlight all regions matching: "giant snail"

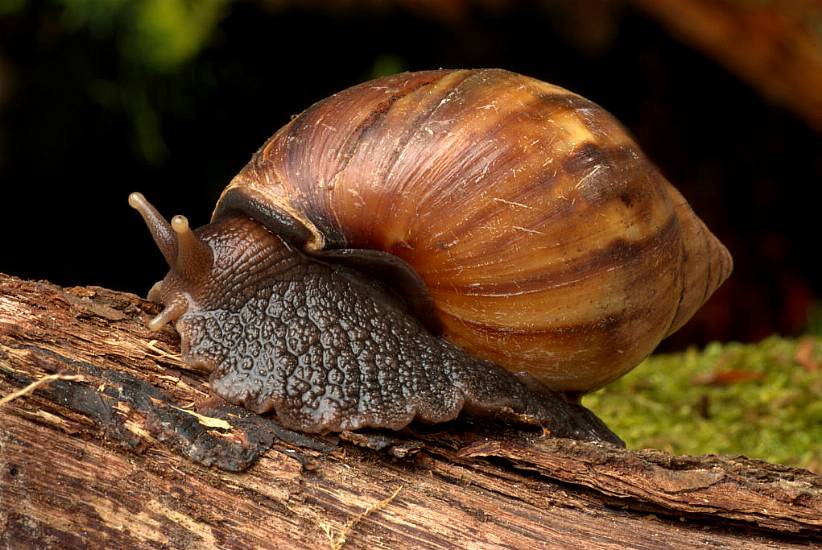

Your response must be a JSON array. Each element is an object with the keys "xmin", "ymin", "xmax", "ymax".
[{"xmin": 129, "ymin": 69, "xmax": 731, "ymax": 444}]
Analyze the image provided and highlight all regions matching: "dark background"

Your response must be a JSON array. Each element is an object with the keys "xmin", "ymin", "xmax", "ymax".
[{"xmin": 1, "ymin": 1, "xmax": 820, "ymax": 350}]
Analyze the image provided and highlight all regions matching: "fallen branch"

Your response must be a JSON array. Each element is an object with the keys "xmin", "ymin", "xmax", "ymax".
[
  {"xmin": 0, "ymin": 373, "xmax": 85, "ymax": 407},
  {"xmin": 0, "ymin": 273, "xmax": 819, "ymax": 548},
  {"xmin": 631, "ymin": 0, "xmax": 822, "ymax": 131}
]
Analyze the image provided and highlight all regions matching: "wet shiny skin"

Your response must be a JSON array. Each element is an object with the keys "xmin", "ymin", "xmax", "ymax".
[{"xmin": 144, "ymin": 213, "xmax": 620, "ymax": 443}]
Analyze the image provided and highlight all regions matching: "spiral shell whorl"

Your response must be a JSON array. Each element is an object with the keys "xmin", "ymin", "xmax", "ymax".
[{"xmin": 216, "ymin": 69, "xmax": 731, "ymax": 392}]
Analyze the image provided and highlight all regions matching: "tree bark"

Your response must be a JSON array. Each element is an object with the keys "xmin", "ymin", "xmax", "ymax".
[{"xmin": 0, "ymin": 273, "xmax": 819, "ymax": 549}]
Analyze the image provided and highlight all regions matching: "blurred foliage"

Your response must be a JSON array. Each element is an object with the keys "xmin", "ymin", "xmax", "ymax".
[
  {"xmin": 807, "ymin": 303, "xmax": 822, "ymax": 336},
  {"xmin": 2, "ymin": 0, "xmax": 231, "ymax": 162},
  {"xmin": 0, "ymin": 1, "xmax": 415, "ymax": 163},
  {"xmin": 9, "ymin": 0, "xmax": 231, "ymax": 71},
  {"xmin": 367, "ymin": 52, "xmax": 407, "ymax": 79},
  {"xmin": 584, "ymin": 336, "xmax": 822, "ymax": 473},
  {"xmin": 0, "ymin": 0, "xmax": 595, "ymax": 164},
  {"xmin": 0, "ymin": 0, "xmax": 25, "ymax": 16}
]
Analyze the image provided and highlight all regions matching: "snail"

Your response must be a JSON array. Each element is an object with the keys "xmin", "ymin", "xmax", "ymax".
[{"xmin": 129, "ymin": 69, "xmax": 731, "ymax": 444}]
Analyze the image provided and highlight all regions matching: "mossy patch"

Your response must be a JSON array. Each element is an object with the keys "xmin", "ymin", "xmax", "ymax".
[{"xmin": 583, "ymin": 336, "xmax": 822, "ymax": 473}]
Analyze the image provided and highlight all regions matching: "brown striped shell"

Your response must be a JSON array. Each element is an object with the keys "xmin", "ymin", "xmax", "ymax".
[{"xmin": 214, "ymin": 69, "xmax": 732, "ymax": 393}]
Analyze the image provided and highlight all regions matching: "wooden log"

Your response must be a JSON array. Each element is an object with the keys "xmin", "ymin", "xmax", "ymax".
[
  {"xmin": 630, "ymin": 0, "xmax": 822, "ymax": 131},
  {"xmin": 0, "ymin": 273, "xmax": 820, "ymax": 548}
]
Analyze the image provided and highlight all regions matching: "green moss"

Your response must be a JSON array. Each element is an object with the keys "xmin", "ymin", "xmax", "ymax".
[{"xmin": 583, "ymin": 336, "xmax": 822, "ymax": 473}]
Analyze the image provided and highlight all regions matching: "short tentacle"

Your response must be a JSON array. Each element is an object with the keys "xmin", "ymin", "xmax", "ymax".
[
  {"xmin": 148, "ymin": 296, "xmax": 188, "ymax": 331},
  {"xmin": 170, "ymin": 215, "xmax": 213, "ymax": 280}
]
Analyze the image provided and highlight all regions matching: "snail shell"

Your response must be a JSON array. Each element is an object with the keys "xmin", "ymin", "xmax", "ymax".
[{"xmin": 213, "ymin": 68, "xmax": 731, "ymax": 393}]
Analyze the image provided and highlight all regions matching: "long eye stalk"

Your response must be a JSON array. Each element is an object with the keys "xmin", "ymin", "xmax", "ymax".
[{"xmin": 128, "ymin": 192, "xmax": 177, "ymax": 267}]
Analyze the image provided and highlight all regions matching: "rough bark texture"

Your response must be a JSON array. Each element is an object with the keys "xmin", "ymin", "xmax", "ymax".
[{"xmin": 0, "ymin": 273, "xmax": 820, "ymax": 549}]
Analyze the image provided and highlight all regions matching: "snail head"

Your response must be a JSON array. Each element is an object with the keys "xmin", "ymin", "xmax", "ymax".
[{"xmin": 128, "ymin": 192, "xmax": 293, "ymax": 331}]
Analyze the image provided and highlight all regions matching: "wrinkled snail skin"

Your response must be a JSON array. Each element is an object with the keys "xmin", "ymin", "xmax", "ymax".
[
  {"xmin": 130, "ymin": 68, "xmax": 730, "ymax": 442},
  {"xmin": 128, "ymin": 203, "xmax": 623, "ymax": 444},
  {"xmin": 216, "ymin": 68, "xmax": 732, "ymax": 392}
]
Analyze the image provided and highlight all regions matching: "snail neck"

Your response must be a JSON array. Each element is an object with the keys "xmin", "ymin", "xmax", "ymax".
[
  {"xmin": 130, "ymin": 191, "xmax": 439, "ymax": 339},
  {"xmin": 149, "ymin": 215, "xmax": 303, "ymax": 329}
]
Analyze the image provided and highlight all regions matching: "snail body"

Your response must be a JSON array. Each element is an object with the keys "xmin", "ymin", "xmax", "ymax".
[{"xmin": 130, "ymin": 69, "xmax": 731, "ymax": 442}]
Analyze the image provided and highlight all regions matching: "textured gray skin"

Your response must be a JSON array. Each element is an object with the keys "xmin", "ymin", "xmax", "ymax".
[
  {"xmin": 152, "ymin": 216, "xmax": 621, "ymax": 444},
  {"xmin": 160, "ymin": 217, "xmax": 620, "ymax": 444}
]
